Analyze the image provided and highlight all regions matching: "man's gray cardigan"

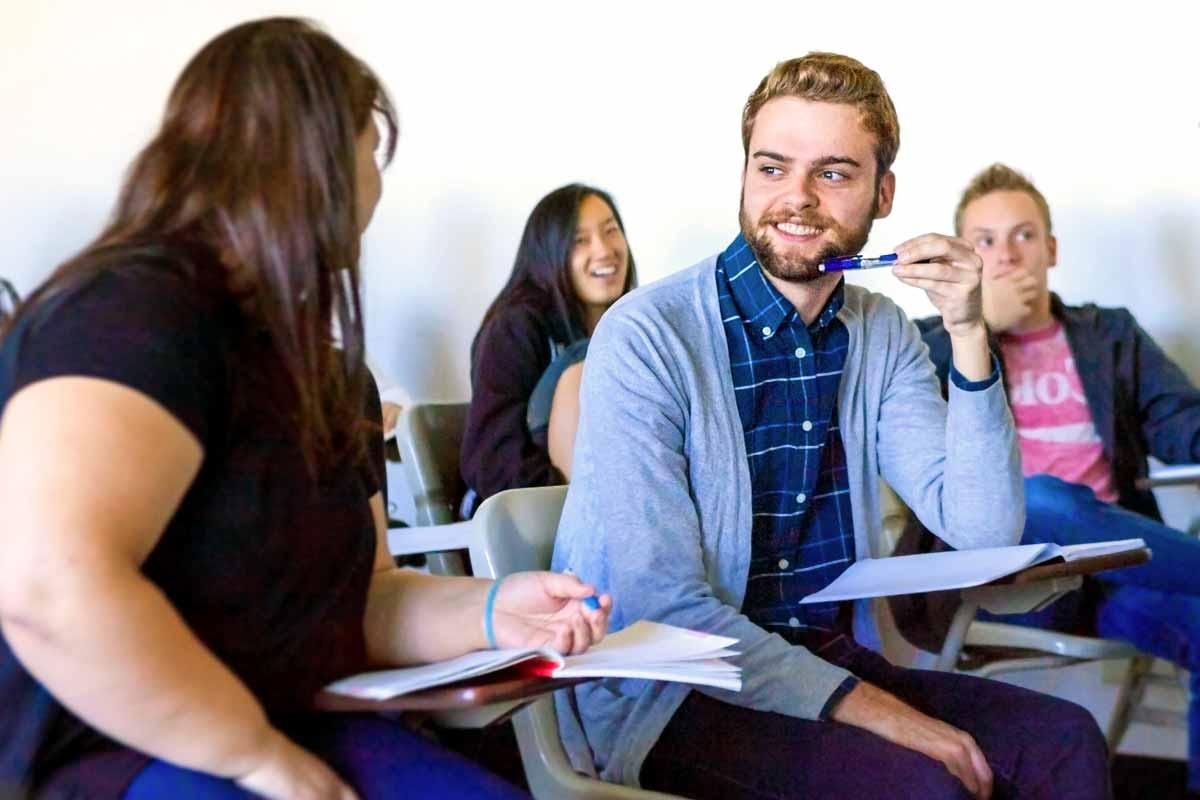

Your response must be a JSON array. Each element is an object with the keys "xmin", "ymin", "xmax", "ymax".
[{"xmin": 550, "ymin": 255, "xmax": 1023, "ymax": 787}]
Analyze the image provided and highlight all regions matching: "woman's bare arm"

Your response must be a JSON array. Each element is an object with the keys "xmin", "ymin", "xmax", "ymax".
[{"xmin": 0, "ymin": 377, "xmax": 348, "ymax": 796}]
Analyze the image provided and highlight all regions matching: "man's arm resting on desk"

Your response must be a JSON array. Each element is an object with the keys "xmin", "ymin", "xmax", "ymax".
[{"xmin": 831, "ymin": 682, "xmax": 993, "ymax": 800}]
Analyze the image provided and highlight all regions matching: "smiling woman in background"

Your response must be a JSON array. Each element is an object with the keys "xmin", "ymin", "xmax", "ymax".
[
  {"xmin": 0, "ymin": 18, "xmax": 609, "ymax": 800},
  {"xmin": 461, "ymin": 185, "xmax": 636, "ymax": 515}
]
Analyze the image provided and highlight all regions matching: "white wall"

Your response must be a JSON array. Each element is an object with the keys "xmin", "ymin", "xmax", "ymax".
[
  {"xmin": 3, "ymin": 0, "xmax": 1198, "ymax": 399},
  {"xmin": 4, "ymin": 0, "xmax": 1199, "ymax": 762}
]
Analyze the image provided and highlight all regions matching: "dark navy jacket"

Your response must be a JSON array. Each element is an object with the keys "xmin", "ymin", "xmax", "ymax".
[{"xmin": 917, "ymin": 294, "xmax": 1200, "ymax": 521}]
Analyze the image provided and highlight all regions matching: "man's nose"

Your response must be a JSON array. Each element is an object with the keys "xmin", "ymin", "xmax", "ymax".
[{"xmin": 780, "ymin": 174, "xmax": 818, "ymax": 211}]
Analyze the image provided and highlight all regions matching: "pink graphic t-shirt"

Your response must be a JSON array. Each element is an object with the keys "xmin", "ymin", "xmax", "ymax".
[{"xmin": 999, "ymin": 321, "xmax": 1118, "ymax": 502}]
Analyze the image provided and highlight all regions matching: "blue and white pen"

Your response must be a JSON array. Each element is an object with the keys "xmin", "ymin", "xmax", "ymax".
[
  {"xmin": 564, "ymin": 568, "xmax": 602, "ymax": 610},
  {"xmin": 818, "ymin": 253, "xmax": 899, "ymax": 273}
]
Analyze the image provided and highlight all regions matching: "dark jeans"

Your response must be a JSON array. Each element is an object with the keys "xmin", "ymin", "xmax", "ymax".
[
  {"xmin": 987, "ymin": 474, "xmax": 1200, "ymax": 790},
  {"xmin": 641, "ymin": 636, "xmax": 1109, "ymax": 800},
  {"xmin": 123, "ymin": 714, "xmax": 528, "ymax": 799}
]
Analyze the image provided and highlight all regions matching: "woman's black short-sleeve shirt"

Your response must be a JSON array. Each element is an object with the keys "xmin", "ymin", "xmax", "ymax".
[{"xmin": 0, "ymin": 247, "xmax": 381, "ymax": 795}]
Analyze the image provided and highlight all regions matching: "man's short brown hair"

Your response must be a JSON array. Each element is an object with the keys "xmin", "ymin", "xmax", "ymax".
[
  {"xmin": 955, "ymin": 163, "xmax": 1053, "ymax": 236},
  {"xmin": 742, "ymin": 52, "xmax": 900, "ymax": 177}
]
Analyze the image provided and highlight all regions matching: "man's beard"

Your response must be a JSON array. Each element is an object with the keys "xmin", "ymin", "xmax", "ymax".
[{"xmin": 739, "ymin": 197, "xmax": 876, "ymax": 284}]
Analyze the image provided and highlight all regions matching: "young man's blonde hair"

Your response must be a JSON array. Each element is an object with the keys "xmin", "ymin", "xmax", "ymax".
[
  {"xmin": 741, "ymin": 52, "xmax": 900, "ymax": 178},
  {"xmin": 955, "ymin": 163, "xmax": 1053, "ymax": 236}
]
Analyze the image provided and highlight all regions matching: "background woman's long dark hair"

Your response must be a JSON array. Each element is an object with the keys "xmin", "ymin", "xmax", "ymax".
[
  {"xmin": 475, "ymin": 183, "xmax": 637, "ymax": 350},
  {"xmin": 5, "ymin": 17, "xmax": 397, "ymax": 467}
]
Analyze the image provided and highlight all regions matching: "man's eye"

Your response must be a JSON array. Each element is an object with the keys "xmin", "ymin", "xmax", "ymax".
[
  {"xmin": 1016, "ymin": 230, "xmax": 1035, "ymax": 242},
  {"xmin": 976, "ymin": 237, "xmax": 993, "ymax": 248},
  {"xmin": 820, "ymin": 170, "xmax": 847, "ymax": 182},
  {"xmin": 760, "ymin": 165, "xmax": 783, "ymax": 176}
]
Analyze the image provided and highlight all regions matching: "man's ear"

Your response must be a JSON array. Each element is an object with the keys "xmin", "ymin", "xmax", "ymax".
[
  {"xmin": 1047, "ymin": 234, "xmax": 1058, "ymax": 269},
  {"xmin": 875, "ymin": 170, "xmax": 896, "ymax": 219}
]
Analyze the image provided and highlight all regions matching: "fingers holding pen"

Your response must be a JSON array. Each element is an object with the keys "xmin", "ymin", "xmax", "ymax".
[
  {"xmin": 888, "ymin": 233, "xmax": 984, "ymax": 332},
  {"xmin": 892, "ymin": 234, "xmax": 982, "ymax": 283}
]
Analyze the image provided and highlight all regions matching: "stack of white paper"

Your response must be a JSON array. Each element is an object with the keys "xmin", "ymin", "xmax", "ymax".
[{"xmin": 325, "ymin": 620, "xmax": 742, "ymax": 700}]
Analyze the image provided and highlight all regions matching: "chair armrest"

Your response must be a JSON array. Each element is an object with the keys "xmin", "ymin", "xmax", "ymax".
[
  {"xmin": 963, "ymin": 575, "xmax": 1082, "ymax": 615},
  {"xmin": 933, "ymin": 576, "xmax": 1083, "ymax": 671},
  {"xmin": 932, "ymin": 548, "xmax": 1151, "ymax": 670},
  {"xmin": 963, "ymin": 621, "xmax": 1140, "ymax": 659},
  {"xmin": 1136, "ymin": 463, "xmax": 1200, "ymax": 490}
]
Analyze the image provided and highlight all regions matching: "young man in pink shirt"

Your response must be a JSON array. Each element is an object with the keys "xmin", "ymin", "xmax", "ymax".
[{"xmin": 918, "ymin": 163, "xmax": 1200, "ymax": 796}]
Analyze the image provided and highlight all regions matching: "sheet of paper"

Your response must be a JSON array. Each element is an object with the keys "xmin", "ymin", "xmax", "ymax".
[
  {"xmin": 800, "ymin": 537, "xmax": 1148, "ymax": 604},
  {"xmin": 1057, "ymin": 538, "xmax": 1146, "ymax": 561},
  {"xmin": 562, "ymin": 620, "xmax": 738, "ymax": 668},
  {"xmin": 556, "ymin": 658, "xmax": 742, "ymax": 691},
  {"xmin": 799, "ymin": 543, "xmax": 1051, "ymax": 603}
]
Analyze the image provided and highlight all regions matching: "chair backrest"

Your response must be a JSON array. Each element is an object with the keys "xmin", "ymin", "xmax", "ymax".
[
  {"xmin": 879, "ymin": 481, "xmax": 910, "ymax": 552},
  {"xmin": 471, "ymin": 486, "xmax": 684, "ymax": 800},
  {"xmin": 396, "ymin": 402, "xmax": 469, "ymax": 575},
  {"xmin": 396, "ymin": 402, "xmax": 469, "ymax": 526},
  {"xmin": 469, "ymin": 485, "xmax": 568, "ymax": 580},
  {"xmin": 874, "ymin": 481, "xmax": 924, "ymax": 666}
]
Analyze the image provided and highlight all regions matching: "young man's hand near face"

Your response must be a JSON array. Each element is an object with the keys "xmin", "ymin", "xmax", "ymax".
[{"xmin": 981, "ymin": 267, "xmax": 1040, "ymax": 334}]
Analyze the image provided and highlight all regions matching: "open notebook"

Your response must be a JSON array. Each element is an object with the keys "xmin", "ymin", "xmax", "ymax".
[
  {"xmin": 800, "ymin": 538, "xmax": 1147, "ymax": 604},
  {"xmin": 324, "ymin": 620, "xmax": 742, "ymax": 701}
]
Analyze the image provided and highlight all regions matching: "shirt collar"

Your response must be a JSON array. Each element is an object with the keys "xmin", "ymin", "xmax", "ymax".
[{"xmin": 719, "ymin": 233, "xmax": 845, "ymax": 337}]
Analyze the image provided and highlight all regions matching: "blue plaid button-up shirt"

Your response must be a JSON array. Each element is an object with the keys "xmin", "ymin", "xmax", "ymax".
[{"xmin": 716, "ymin": 234, "xmax": 855, "ymax": 649}]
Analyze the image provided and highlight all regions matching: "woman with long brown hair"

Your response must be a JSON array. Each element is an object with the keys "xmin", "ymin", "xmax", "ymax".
[{"xmin": 0, "ymin": 18, "xmax": 609, "ymax": 799}]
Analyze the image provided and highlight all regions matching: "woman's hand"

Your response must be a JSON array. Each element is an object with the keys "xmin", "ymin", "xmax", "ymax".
[
  {"xmin": 490, "ymin": 571, "xmax": 612, "ymax": 655},
  {"xmin": 235, "ymin": 729, "xmax": 359, "ymax": 800}
]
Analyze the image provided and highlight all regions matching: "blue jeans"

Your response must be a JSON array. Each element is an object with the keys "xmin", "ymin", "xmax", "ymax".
[
  {"xmin": 993, "ymin": 475, "xmax": 1200, "ymax": 789},
  {"xmin": 123, "ymin": 714, "xmax": 527, "ymax": 799}
]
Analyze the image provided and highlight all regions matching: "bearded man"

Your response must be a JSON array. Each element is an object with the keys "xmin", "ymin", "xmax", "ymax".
[{"xmin": 549, "ymin": 52, "xmax": 1110, "ymax": 800}]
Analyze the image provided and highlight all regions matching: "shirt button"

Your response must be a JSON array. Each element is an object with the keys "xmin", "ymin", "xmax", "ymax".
[
  {"xmin": 788, "ymin": 617, "xmax": 801, "ymax": 628},
  {"xmin": 778, "ymin": 558, "xmax": 789, "ymax": 570},
  {"xmin": 802, "ymin": 420, "xmax": 813, "ymax": 432},
  {"xmin": 795, "ymin": 347, "xmax": 806, "ymax": 358},
  {"xmin": 761, "ymin": 326, "xmax": 773, "ymax": 337},
  {"xmin": 796, "ymin": 493, "xmax": 807, "ymax": 504}
]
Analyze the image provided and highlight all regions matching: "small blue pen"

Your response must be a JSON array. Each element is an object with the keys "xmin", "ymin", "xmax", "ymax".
[
  {"xmin": 819, "ymin": 253, "xmax": 899, "ymax": 273},
  {"xmin": 564, "ymin": 568, "xmax": 602, "ymax": 610}
]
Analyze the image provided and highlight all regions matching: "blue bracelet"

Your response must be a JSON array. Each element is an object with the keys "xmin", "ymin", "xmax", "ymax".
[{"xmin": 483, "ymin": 578, "xmax": 503, "ymax": 649}]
